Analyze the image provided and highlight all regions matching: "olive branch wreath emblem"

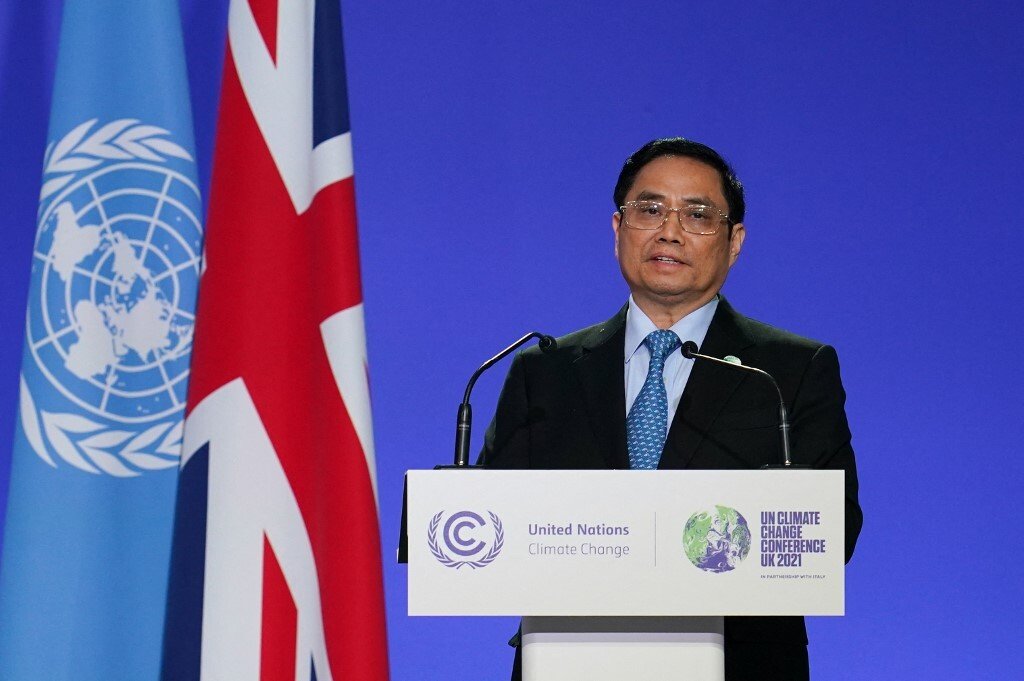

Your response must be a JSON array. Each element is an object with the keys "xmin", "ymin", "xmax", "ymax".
[
  {"xmin": 40, "ymin": 118, "xmax": 193, "ymax": 202},
  {"xmin": 18, "ymin": 118, "xmax": 196, "ymax": 477},
  {"xmin": 427, "ymin": 511, "xmax": 504, "ymax": 569}
]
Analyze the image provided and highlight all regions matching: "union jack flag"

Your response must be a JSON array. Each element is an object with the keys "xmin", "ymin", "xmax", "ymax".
[{"xmin": 160, "ymin": 1, "xmax": 388, "ymax": 679}]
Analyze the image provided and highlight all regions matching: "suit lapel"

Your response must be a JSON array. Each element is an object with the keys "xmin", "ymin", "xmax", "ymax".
[
  {"xmin": 572, "ymin": 306, "xmax": 630, "ymax": 469},
  {"xmin": 660, "ymin": 297, "xmax": 755, "ymax": 469}
]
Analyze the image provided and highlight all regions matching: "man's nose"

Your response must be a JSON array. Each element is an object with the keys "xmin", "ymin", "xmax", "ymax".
[{"xmin": 657, "ymin": 209, "xmax": 687, "ymax": 242}]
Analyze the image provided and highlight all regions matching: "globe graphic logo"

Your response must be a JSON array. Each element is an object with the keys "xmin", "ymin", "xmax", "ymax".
[
  {"xmin": 682, "ymin": 506, "xmax": 751, "ymax": 573},
  {"xmin": 28, "ymin": 162, "xmax": 202, "ymax": 425}
]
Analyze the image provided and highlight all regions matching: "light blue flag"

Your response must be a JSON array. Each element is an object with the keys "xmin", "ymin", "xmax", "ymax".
[{"xmin": 0, "ymin": 1, "xmax": 201, "ymax": 679}]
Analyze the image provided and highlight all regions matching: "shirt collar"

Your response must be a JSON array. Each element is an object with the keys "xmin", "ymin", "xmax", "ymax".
[{"xmin": 624, "ymin": 295, "xmax": 720, "ymax": 364}]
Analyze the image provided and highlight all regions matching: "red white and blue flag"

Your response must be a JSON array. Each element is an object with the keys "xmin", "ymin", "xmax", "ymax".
[{"xmin": 160, "ymin": 1, "xmax": 389, "ymax": 679}]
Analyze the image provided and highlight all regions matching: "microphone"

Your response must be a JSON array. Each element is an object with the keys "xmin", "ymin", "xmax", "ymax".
[
  {"xmin": 680, "ymin": 341, "xmax": 803, "ymax": 468},
  {"xmin": 452, "ymin": 332, "xmax": 557, "ymax": 467}
]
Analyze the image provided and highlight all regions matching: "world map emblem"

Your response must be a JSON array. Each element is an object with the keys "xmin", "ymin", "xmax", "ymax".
[
  {"xmin": 19, "ymin": 119, "xmax": 202, "ymax": 477},
  {"xmin": 682, "ymin": 505, "xmax": 752, "ymax": 573}
]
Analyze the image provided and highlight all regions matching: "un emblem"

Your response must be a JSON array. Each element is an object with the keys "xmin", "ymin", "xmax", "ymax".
[
  {"xmin": 427, "ymin": 510, "xmax": 504, "ymax": 570},
  {"xmin": 19, "ymin": 119, "xmax": 202, "ymax": 477}
]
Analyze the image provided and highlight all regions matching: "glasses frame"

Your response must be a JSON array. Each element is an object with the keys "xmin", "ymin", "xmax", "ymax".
[{"xmin": 619, "ymin": 200, "xmax": 732, "ymax": 235}]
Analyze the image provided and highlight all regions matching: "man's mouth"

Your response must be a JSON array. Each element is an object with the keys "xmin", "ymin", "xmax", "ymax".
[{"xmin": 650, "ymin": 255, "xmax": 684, "ymax": 264}]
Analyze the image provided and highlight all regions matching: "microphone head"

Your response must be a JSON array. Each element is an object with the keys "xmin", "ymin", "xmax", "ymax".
[
  {"xmin": 537, "ymin": 334, "xmax": 558, "ymax": 352},
  {"xmin": 680, "ymin": 340, "xmax": 699, "ymax": 358}
]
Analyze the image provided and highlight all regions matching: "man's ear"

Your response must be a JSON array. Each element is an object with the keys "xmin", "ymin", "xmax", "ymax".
[
  {"xmin": 612, "ymin": 211, "xmax": 622, "ymax": 259},
  {"xmin": 728, "ymin": 222, "xmax": 745, "ymax": 266}
]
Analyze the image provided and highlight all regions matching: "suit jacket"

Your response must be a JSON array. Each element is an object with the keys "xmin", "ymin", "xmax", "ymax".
[{"xmin": 480, "ymin": 296, "xmax": 863, "ymax": 646}]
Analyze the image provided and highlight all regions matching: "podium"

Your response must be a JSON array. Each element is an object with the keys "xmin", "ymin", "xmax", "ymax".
[{"xmin": 404, "ymin": 469, "xmax": 844, "ymax": 680}]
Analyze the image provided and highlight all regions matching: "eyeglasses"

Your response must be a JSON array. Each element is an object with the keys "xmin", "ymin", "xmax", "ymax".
[{"xmin": 619, "ymin": 200, "xmax": 731, "ymax": 235}]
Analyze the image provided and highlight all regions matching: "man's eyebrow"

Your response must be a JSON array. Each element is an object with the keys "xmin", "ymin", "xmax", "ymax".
[
  {"xmin": 634, "ymin": 191, "xmax": 721, "ymax": 209},
  {"xmin": 633, "ymin": 190, "xmax": 665, "ymax": 202}
]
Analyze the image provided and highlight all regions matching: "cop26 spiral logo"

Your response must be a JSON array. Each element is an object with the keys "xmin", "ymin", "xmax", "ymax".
[
  {"xmin": 428, "ymin": 510, "xmax": 504, "ymax": 569},
  {"xmin": 19, "ymin": 118, "xmax": 202, "ymax": 477}
]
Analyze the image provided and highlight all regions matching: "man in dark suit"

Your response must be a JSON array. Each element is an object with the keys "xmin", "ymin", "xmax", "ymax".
[{"xmin": 480, "ymin": 138, "xmax": 863, "ymax": 680}]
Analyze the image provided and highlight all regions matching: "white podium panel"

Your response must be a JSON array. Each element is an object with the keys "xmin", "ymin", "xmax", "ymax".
[
  {"xmin": 406, "ymin": 469, "xmax": 844, "ymax": 617},
  {"xmin": 521, "ymin": 616, "xmax": 724, "ymax": 681}
]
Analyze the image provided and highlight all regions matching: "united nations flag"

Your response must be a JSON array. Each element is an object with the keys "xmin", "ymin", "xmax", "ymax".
[
  {"xmin": 23, "ymin": 120, "xmax": 200, "ymax": 477},
  {"xmin": 0, "ymin": 2, "xmax": 201, "ymax": 679}
]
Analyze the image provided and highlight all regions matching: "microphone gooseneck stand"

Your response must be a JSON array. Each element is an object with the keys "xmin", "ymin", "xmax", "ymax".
[
  {"xmin": 680, "ymin": 340, "xmax": 805, "ymax": 469},
  {"xmin": 450, "ymin": 332, "xmax": 557, "ymax": 468}
]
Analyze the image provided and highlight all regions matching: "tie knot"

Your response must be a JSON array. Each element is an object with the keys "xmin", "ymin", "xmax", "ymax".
[{"xmin": 644, "ymin": 329, "xmax": 681, "ymax": 362}]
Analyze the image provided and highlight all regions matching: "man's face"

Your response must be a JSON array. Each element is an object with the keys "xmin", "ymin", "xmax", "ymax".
[{"xmin": 613, "ymin": 155, "xmax": 745, "ymax": 320}]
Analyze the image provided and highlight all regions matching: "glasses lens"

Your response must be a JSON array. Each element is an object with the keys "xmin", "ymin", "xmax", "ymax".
[
  {"xmin": 624, "ymin": 201, "xmax": 666, "ymax": 230},
  {"xmin": 680, "ymin": 205, "xmax": 722, "ymax": 235},
  {"xmin": 624, "ymin": 202, "xmax": 726, "ymax": 234}
]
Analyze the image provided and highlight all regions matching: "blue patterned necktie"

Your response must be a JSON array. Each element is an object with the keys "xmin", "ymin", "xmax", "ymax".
[{"xmin": 627, "ymin": 329, "xmax": 682, "ymax": 469}]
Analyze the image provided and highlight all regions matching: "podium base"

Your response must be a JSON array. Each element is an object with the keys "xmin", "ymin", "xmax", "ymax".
[{"xmin": 521, "ymin": 616, "xmax": 724, "ymax": 681}]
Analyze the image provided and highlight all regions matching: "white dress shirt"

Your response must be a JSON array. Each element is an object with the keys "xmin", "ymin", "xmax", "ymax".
[{"xmin": 624, "ymin": 295, "xmax": 719, "ymax": 424}]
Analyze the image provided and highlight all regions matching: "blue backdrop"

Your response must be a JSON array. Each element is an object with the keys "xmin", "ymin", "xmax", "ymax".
[{"xmin": 2, "ymin": 1, "xmax": 1022, "ymax": 679}]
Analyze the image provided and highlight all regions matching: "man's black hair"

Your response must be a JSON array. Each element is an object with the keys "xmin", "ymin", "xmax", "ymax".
[{"xmin": 613, "ymin": 137, "xmax": 745, "ymax": 225}]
